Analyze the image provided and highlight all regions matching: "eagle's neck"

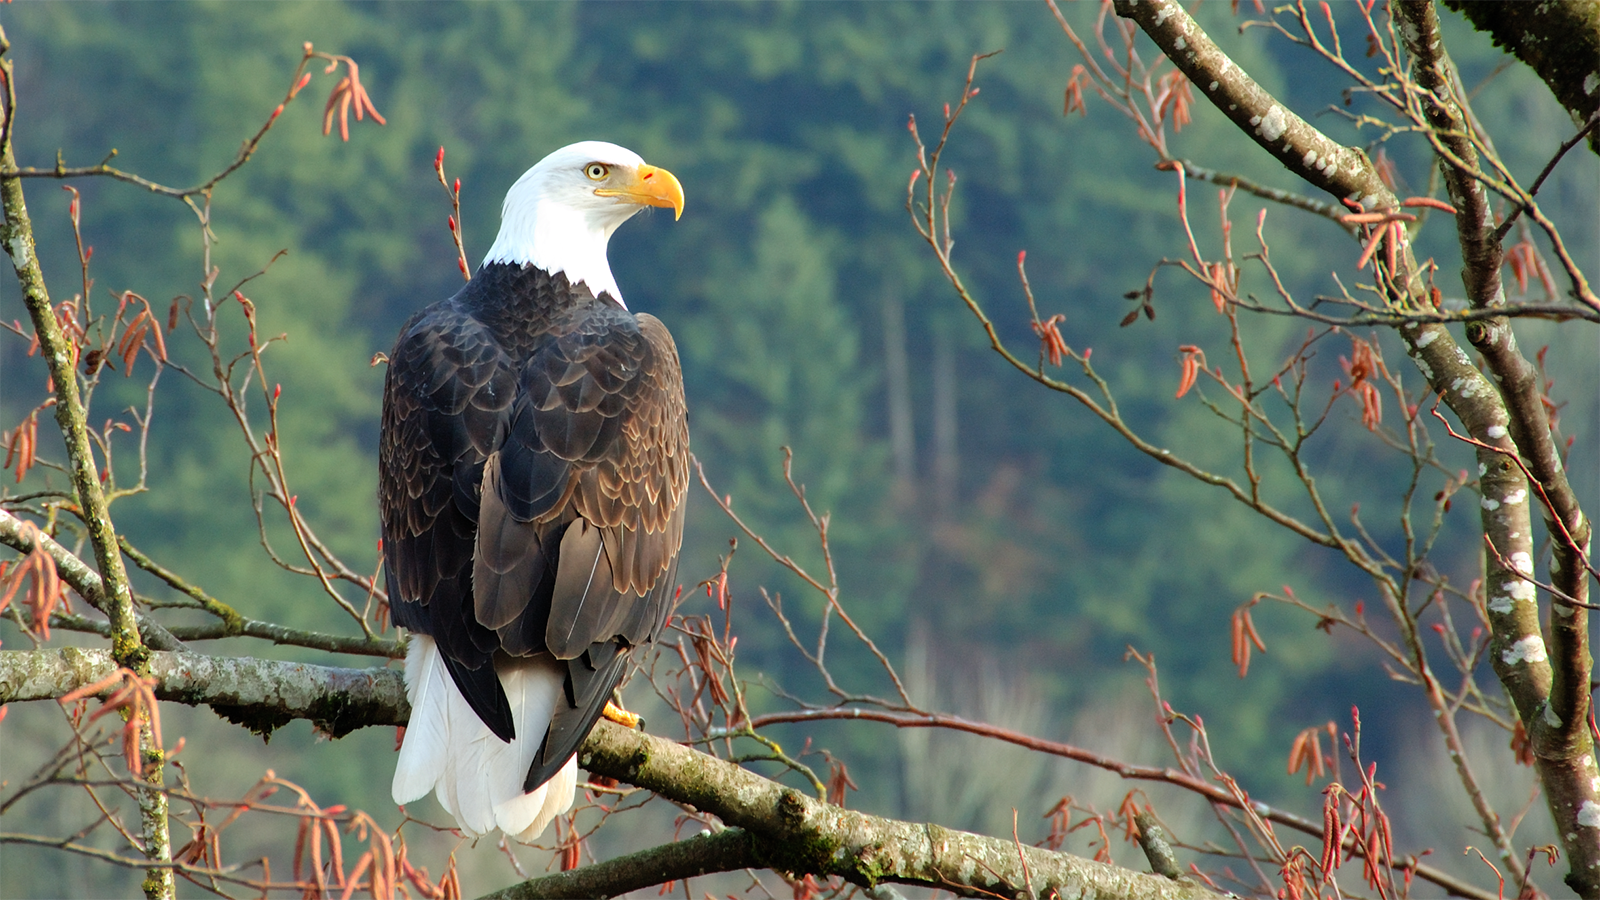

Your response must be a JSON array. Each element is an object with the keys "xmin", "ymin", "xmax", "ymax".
[
  {"xmin": 481, "ymin": 197, "xmax": 625, "ymax": 308},
  {"xmin": 458, "ymin": 263, "xmax": 621, "ymax": 356}
]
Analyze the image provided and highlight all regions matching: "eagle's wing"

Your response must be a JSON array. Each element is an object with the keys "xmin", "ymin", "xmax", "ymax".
[
  {"xmin": 478, "ymin": 304, "xmax": 688, "ymax": 789},
  {"xmin": 381, "ymin": 304, "xmax": 519, "ymax": 738},
  {"xmin": 382, "ymin": 298, "xmax": 686, "ymax": 792}
]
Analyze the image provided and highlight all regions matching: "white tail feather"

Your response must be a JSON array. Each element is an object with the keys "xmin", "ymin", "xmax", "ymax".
[
  {"xmin": 392, "ymin": 635, "xmax": 574, "ymax": 841},
  {"xmin": 501, "ymin": 756, "xmax": 577, "ymax": 842},
  {"xmin": 392, "ymin": 637, "xmax": 449, "ymax": 805}
]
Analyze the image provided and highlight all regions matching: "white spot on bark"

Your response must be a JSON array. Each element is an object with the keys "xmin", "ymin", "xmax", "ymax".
[
  {"xmin": 1478, "ymin": 463, "xmax": 1487, "ymax": 476},
  {"xmin": 1510, "ymin": 552, "xmax": 1533, "ymax": 575},
  {"xmin": 1249, "ymin": 115, "xmax": 1262, "ymax": 126},
  {"xmin": 1209, "ymin": 81, "xmax": 1219, "ymax": 91},
  {"xmin": 1546, "ymin": 703, "xmax": 1563, "ymax": 727},
  {"xmin": 1489, "ymin": 595, "xmax": 1513, "ymax": 614},
  {"xmin": 6, "ymin": 236, "xmax": 28, "ymax": 268},
  {"xmin": 1258, "ymin": 105, "xmax": 1288, "ymax": 142},
  {"xmin": 1504, "ymin": 489, "xmax": 1526, "ymax": 505},
  {"xmin": 1303, "ymin": 149, "xmax": 1318, "ymax": 167},
  {"xmin": 1508, "ymin": 581, "xmax": 1536, "ymax": 603},
  {"xmin": 1486, "ymin": 424, "xmax": 1507, "ymax": 438},
  {"xmin": 1482, "ymin": 497, "xmax": 1500, "ymax": 511},
  {"xmin": 1154, "ymin": 3, "xmax": 1174, "ymax": 26},
  {"xmin": 1586, "ymin": 72, "xmax": 1600, "ymax": 96},
  {"xmin": 1174, "ymin": 36, "xmax": 1186, "ymax": 49},
  {"xmin": 1503, "ymin": 635, "xmax": 1547, "ymax": 665},
  {"xmin": 1580, "ymin": 801, "xmax": 1600, "ymax": 828},
  {"xmin": 1415, "ymin": 329, "xmax": 1439, "ymax": 348}
]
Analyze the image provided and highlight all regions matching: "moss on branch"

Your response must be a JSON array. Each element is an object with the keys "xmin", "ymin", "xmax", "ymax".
[{"xmin": 0, "ymin": 649, "xmax": 1217, "ymax": 899}]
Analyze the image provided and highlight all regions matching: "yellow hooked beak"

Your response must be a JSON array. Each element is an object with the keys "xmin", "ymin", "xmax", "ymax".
[{"xmin": 595, "ymin": 164, "xmax": 684, "ymax": 220}]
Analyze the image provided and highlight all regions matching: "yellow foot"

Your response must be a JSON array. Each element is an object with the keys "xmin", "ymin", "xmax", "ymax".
[{"xmin": 602, "ymin": 701, "xmax": 642, "ymax": 729}]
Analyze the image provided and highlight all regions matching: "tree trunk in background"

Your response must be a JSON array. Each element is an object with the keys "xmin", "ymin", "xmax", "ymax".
[
  {"xmin": 881, "ymin": 289, "xmax": 916, "ymax": 494},
  {"xmin": 932, "ymin": 327, "xmax": 958, "ymax": 515}
]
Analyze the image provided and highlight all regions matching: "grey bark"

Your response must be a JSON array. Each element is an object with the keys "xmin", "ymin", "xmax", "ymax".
[{"xmin": 0, "ymin": 649, "xmax": 1221, "ymax": 900}]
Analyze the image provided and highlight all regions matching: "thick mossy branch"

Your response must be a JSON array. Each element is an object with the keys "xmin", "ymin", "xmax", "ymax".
[
  {"xmin": 0, "ymin": 649, "xmax": 1217, "ymax": 899},
  {"xmin": 1443, "ymin": 0, "xmax": 1600, "ymax": 155},
  {"xmin": 574, "ymin": 719, "xmax": 1219, "ymax": 900},
  {"xmin": 0, "ymin": 649, "xmax": 408, "ymax": 740}
]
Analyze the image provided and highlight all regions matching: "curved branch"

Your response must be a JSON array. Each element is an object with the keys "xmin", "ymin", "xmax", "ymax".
[
  {"xmin": 480, "ymin": 828, "xmax": 763, "ymax": 900},
  {"xmin": 574, "ymin": 719, "xmax": 1220, "ymax": 900},
  {"xmin": 0, "ymin": 509, "xmax": 184, "ymax": 653},
  {"xmin": 1442, "ymin": 0, "xmax": 1600, "ymax": 155},
  {"xmin": 1394, "ymin": 5, "xmax": 1598, "ymax": 894},
  {"xmin": 0, "ymin": 649, "xmax": 1220, "ymax": 899}
]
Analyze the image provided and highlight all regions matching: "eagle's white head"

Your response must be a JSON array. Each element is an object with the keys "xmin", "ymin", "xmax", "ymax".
[{"xmin": 482, "ymin": 141, "xmax": 684, "ymax": 306}]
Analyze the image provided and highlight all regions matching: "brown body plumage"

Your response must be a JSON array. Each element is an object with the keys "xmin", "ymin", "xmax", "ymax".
[{"xmin": 381, "ymin": 142, "xmax": 686, "ymax": 839}]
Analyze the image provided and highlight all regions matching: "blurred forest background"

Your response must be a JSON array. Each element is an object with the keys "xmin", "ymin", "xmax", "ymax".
[{"xmin": 1, "ymin": 2, "xmax": 1595, "ymax": 897}]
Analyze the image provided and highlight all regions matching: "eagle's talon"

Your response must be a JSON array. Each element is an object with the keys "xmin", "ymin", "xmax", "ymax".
[{"xmin": 602, "ymin": 701, "xmax": 643, "ymax": 729}]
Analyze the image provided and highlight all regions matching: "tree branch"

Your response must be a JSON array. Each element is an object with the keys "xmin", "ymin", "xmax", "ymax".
[
  {"xmin": 572, "ymin": 719, "xmax": 1220, "ymax": 899},
  {"xmin": 0, "ymin": 649, "xmax": 1222, "ymax": 899},
  {"xmin": 0, "ymin": 28, "xmax": 144, "ymax": 673},
  {"xmin": 0, "ymin": 509, "xmax": 184, "ymax": 652},
  {"xmin": 1, "ymin": 29, "xmax": 170, "ymax": 893},
  {"xmin": 1109, "ymin": 0, "xmax": 1591, "ymax": 888},
  {"xmin": 479, "ymin": 828, "xmax": 764, "ymax": 900},
  {"xmin": 1394, "ymin": 4, "xmax": 1598, "ymax": 893},
  {"xmin": 1442, "ymin": 0, "xmax": 1600, "ymax": 155},
  {"xmin": 1109, "ymin": 0, "xmax": 1391, "ymax": 214},
  {"xmin": 0, "ymin": 649, "xmax": 407, "ymax": 739}
]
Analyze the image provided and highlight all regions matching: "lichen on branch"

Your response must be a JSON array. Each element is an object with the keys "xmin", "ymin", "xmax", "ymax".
[{"xmin": 0, "ymin": 649, "xmax": 1221, "ymax": 899}]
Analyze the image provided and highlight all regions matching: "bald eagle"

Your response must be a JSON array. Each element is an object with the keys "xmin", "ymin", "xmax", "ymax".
[{"xmin": 381, "ymin": 142, "xmax": 688, "ymax": 841}]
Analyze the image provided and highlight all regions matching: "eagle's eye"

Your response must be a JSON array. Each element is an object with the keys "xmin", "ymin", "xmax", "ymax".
[{"xmin": 584, "ymin": 163, "xmax": 610, "ymax": 181}]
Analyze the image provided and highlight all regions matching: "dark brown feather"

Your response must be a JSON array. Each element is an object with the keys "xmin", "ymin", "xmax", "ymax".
[{"xmin": 380, "ymin": 264, "xmax": 687, "ymax": 775}]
